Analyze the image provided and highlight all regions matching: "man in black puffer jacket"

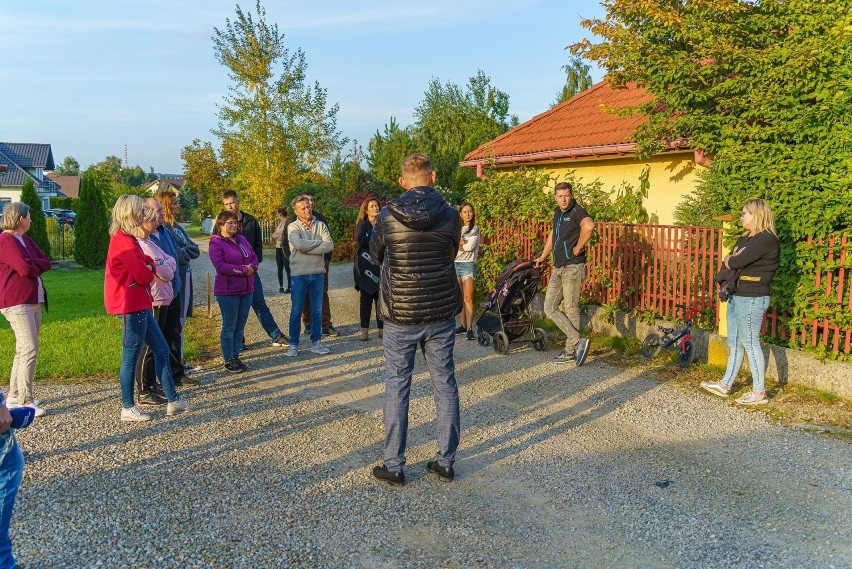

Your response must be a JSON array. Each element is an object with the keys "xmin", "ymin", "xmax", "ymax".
[{"xmin": 369, "ymin": 153, "xmax": 462, "ymax": 486}]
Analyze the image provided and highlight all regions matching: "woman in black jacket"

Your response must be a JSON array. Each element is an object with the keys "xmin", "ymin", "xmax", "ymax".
[
  {"xmin": 701, "ymin": 198, "xmax": 780, "ymax": 405},
  {"xmin": 354, "ymin": 198, "xmax": 382, "ymax": 341}
]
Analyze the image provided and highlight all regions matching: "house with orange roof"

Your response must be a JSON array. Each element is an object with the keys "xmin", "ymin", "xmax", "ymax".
[{"xmin": 460, "ymin": 80, "xmax": 705, "ymax": 224}]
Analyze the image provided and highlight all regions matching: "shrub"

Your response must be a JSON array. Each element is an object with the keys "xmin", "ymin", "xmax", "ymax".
[
  {"xmin": 20, "ymin": 178, "xmax": 51, "ymax": 258},
  {"xmin": 74, "ymin": 169, "xmax": 110, "ymax": 268}
]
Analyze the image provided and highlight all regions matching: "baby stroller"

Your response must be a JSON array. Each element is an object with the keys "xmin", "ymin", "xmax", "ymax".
[{"xmin": 476, "ymin": 259, "xmax": 548, "ymax": 355}]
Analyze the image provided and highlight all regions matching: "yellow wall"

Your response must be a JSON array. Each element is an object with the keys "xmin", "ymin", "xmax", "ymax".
[{"xmin": 500, "ymin": 151, "xmax": 704, "ymax": 225}]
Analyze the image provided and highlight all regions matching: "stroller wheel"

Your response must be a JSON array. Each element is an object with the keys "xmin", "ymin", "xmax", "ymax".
[
  {"xmin": 477, "ymin": 330, "xmax": 491, "ymax": 347},
  {"xmin": 532, "ymin": 328, "xmax": 548, "ymax": 351},
  {"xmin": 493, "ymin": 331, "xmax": 510, "ymax": 355}
]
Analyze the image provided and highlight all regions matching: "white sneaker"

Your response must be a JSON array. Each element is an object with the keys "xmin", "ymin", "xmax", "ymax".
[
  {"xmin": 167, "ymin": 395, "xmax": 195, "ymax": 416},
  {"xmin": 6, "ymin": 399, "xmax": 40, "ymax": 408},
  {"xmin": 735, "ymin": 391, "xmax": 768, "ymax": 405},
  {"xmin": 311, "ymin": 341, "xmax": 330, "ymax": 355},
  {"xmin": 121, "ymin": 406, "xmax": 152, "ymax": 422},
  {"xmin": 700, "ymin": 380, "xmax": 731, "ymax": 398},
  {"xmin": 30, "ymin": 405, "xmax": 46, "ymax": 417},
  {"xmin": 286, "ymin": 345, "xmax": 298, "ymax": 357}
]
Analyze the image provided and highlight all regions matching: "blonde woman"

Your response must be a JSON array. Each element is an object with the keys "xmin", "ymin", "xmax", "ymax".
[
  {"xmin": 104, "ymin": 195, "xmax": 193, "ymax": 421},
  {"xmin": 701, "ymin": 198, "xmax": 780, "ymax": 405},
  {"xmin": 0, "ymin": 202, "xmax": 51, "ymax": 416},
  {"xmin": 133, "ymin": 204, "xmax": 177, "ymax": 406}
]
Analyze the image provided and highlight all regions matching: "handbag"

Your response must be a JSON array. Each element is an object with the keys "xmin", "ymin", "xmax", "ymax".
[{"xmin": 714, "ymin": 266, "xmax": 742, "ymax": 301}]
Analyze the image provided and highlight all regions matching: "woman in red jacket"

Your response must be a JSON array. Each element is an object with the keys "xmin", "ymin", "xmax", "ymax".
[
  {"xmin": 0, "ymin": 202, "xmax": 51, "ymax": 417},
  {"xmin": 104, "ymin": 195, "xmax": 193, "ymax": 422}
]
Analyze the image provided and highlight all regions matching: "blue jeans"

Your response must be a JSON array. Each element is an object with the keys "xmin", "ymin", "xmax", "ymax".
[
  {"xmin": 721, "ymin": 295, "xmax": 770, "ymax": 392},
  {"xmin": 217, "ymin": 292, "xmax": 253, "ymax": 361},
  {"xmin": 251, "ymin": 272, "xmax": 283, "ymax": 339},
  {"xmin": 289, "ymin": 274, "xmax": 324, "ymax": 346},
  {"xmin": 0, "ymin": 431, "xmax": 22, "ymax": 569},
  {"xmin": 382, "ymin": 319, "xmax": 460, "ymax": 472},
  {"xmin": 543, "ymin": 264, "xmax": 585, "ymax": 349},
  {"xmin": 120, "ymin": 310, "xmax": 178, "ymax": 408}
]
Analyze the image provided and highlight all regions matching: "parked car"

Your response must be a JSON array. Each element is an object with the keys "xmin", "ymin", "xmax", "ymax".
[{"xmin": 44, "ymin": 209, "xmax": 76, "ymax": 226}]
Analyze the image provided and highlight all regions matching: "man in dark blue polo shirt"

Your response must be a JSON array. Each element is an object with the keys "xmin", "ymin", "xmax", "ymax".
[{"xmin": 534, "ymin": 182, "xmax": 595, "ymax": 365}]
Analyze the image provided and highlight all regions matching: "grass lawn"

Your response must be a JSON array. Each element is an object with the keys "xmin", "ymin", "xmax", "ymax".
[{"xmin": 0, "ymin": 269, "xmax": 219, "ymax": 383}]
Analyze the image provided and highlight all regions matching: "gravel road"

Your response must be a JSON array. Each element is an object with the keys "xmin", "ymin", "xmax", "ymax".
[{"xmin": 12, "ymin": 247, "xmax": 852, "ymax": 568}]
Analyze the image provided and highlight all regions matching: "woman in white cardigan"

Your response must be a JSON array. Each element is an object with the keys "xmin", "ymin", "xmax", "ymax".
[{"xmin": 454, "ymin": 202, "xmax": 480, "ymax": 341}]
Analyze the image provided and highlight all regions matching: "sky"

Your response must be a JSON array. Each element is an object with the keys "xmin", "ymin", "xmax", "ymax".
[{"xmin": 2, "ymin": 1, "xmax": 607, "ymax": 175}]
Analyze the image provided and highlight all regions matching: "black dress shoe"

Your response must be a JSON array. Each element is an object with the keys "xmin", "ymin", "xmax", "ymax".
[
  {"xmin": 323, "ymin": 326, "xmax": 341, "ymax": 337},
  {"xmin": 175, "ymin": 373, "xmax": 199, "ymax": 386},
  {"xmin": 426, "ymin": 461, "xmax": 454, "ymax": 481},
  {"xmin": 371, "ymin": 464, "xmax": 405, "ymax": 486},
  {"xmin": 137, "ymin": 392, "xmax": 167, "ymax": 406},
  {"xmin": 224, "ymin": 358, "xmax": 245, "ymax": 373}
]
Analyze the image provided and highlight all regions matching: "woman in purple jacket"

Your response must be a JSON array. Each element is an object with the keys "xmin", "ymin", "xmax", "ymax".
[{"xmin": 209, "ymin": 210, "xmax": 258, "ymax": 373}]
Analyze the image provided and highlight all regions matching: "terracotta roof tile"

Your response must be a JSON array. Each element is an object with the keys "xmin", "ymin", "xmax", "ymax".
[
  {"xmin": 47, "ymin": 174, "xmax": 81, "ymax": 198},
  {"xmin": 463, "ymin": 80, "xmax": 652, "ymax": 163}
]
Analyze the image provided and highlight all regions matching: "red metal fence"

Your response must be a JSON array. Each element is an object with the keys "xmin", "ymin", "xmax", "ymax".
[
  {"xmin": 763, "ymin": 234, "xmax": 852, "ymax": 355},
  {"xmin": 585, "ymin": 223, "xmax": 724, "ymax": 320},
  {"xmin": 483, "ymin": 220, "xmax": 852, "ymax": 355},
  {"xmin": 484, "ymin": 220, "xmax": 724, "ymax": 322}
]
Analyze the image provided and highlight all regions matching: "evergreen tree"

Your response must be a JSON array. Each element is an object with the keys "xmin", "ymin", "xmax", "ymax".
[
  {"xmin": 19, "ymin": 178, "xmax": 51, "ymax": 258},
  {"xmin": 73, "ymin": 168, "xmax": 110, "ymax": 268}
]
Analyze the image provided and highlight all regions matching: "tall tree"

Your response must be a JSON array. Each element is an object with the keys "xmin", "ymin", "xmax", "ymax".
[
  {"xmin": 572, "ymin": 0, "xmax": 852, "ymax": 323},
  {"xmin": 74, "ymin": 168, "xmax": 110, "ymax": 268},
  {"xmin": 19, "ymin": 178, "xmax": 51, "ymax": 258},
  {"xmin": 212, "ymin": 0, "xmax": 345, "ymax": 221},
  {"xmin": 552, "ymin": 56, "xmax": 593, "ymax": 107},
  {"xmin": 181, "ymin": 139, "xmax": 229, "ymax": 218},
  {"xmin": 413, "ymin": 70, "xmax": 518, "ymax": 198},
  {"xmin": 573, "ymin": 0, "xmax": 852, "ymax": 229},
  {"xmin": 54, "ymin": 156, "xmax": 80, "ymax": 176},
  {"xmin": 367, "ymin": 118, "xmax": 417, "ymax": 189}
]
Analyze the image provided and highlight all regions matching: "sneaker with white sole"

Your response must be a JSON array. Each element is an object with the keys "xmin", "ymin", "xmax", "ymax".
[
  {"xmin": 184, "ymin": 363, "xmax": 202, "ymax": 374},
  {"xmin": 167, "ymin": 396, "xmax": 195, "ymax": 416},
  {"xmin": 574, "ymin": 338, "xmax": 591, "ymax": 367},
  {"xmin": 311, "ymin": 341, "xmax": 331, "ymax": 355},
  {"xmin": 700, "ymin": 381, "xmax": 731, "ymax": 398},
  {"xmin": 6, "ymin": 400, "xmax": 41, "ymax": 408},
  {"xmin": 271, "ymin": 334, "xmax": 289, "ymax": 347},
  {"xmin": 121, "ymin": 406, "xmax": 151, "ymax": 422},
  {"xmin": 553, "ymin": 348, "xmax": 576, "ymax": 363},
  {"xmin": 735, "ymin": 391, "xmax": 768, "ymax": 405},
  {"xmin": 286, "ymin": 345, "xmax": 298, "ymax": 357}
]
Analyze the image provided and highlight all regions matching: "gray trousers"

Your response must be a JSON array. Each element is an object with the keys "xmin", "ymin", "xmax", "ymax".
[
  {"xmin": 543, "ymin": 264, "xmax": 585, "ymax": 349},
  {"xmin": 381, "ymin": 319, "xmax": 460, "ymax": 472}
]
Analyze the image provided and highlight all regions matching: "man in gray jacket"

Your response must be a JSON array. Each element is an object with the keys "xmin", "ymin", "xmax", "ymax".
[
  {"xmin": 369, "ymin": 153, "xmax": 462, "ymax": 486},
  {"xmin": 285, "ymin": 195, "xmax": 334, "ymax": 358}
]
